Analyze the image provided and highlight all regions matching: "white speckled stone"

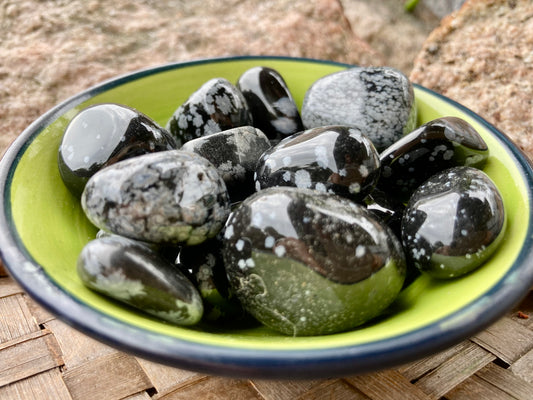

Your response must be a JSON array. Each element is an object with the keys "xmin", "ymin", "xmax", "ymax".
[
  {"xmin": 301, "ymin": 67, "xmax": 417, "ymax": 151},
  {"xmin": 180, "ymin": 126, "xmax": 271, "ymax": 201},
  {"xmin": 401, "ymin": 166, "xmax": 506, "ymax": 279},
  {"xmin": 255, "ymin": 125, "xmax": 380, "ymax": 201},
  {"xmin": 222, "ymin": 186, "xmax": 406, "ymax": 336},
  {"xmin": 82, "ymin": 150, "xmax": 231, "ymax": 245},
  {"xmin": 166, "ymin": 78, "xmax": 252, "ymax": 147}
]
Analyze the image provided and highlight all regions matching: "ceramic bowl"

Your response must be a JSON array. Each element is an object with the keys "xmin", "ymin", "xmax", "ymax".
[{"xmin": 1, "ymin": 56, "xmax": 533, "ymax": 379}]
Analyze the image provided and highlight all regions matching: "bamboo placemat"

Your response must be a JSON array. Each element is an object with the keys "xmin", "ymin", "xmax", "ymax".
[{"xmin": 1, "ymin": 261, "xmax": 533, "ymax": 400}]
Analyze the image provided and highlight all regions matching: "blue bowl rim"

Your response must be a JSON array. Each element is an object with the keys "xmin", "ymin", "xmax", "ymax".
[{"xmin": 1, "ymin": 55, "xmax": 533, "ymax": 379}]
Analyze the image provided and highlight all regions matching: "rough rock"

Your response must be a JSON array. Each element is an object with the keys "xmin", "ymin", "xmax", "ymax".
[
  {"xmin": 420, "ymin": 0, "xmax": 467, "ymax": 18},
  {"xmin": 342, "ymin": 0, "xmax": 437, "ymax": 73},
  {"xmin": 0, "ymin": 0, "xmax": 383, "ymax": 155},
  {"xmin": 410, "ymin": 0, "xmax": 533, "ymax": 158}
]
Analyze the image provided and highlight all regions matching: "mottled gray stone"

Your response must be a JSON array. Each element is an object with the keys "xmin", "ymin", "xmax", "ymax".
[
  {"xmin": 166, "ymin": 78, "xmax": 252, "ymax": 147},
  {"xmin": 181, "ymin": 126, "xmax": 271, "ymax": 201},
  {"xmin": 301, "ymin": 66, "xmax": 417, "ymax": 151},
  {"xmin": 82, "ymin": 150, "xmax": 231, "ymax": 245}
]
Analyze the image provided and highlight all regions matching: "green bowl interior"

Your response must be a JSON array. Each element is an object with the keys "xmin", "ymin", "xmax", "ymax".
[{"xmin": 8, "ymin": 58, "xmax": 529, "ymax": 351}]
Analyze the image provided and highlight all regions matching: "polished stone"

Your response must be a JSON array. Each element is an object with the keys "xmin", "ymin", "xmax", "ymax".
[
  {"xmin": 181, "ymin": 126, "xmax": 271, "ymax": 202},
  {"xmin": 301, "ymin": 66, "xmax": 417, "ymax": 151},
  {"xmin": 402, "ymin": 166, "xmax": 506, "ymax": 279},
  {"xmin": 58, "ymin": 103, "xmax": 177, "ymax": 197},
  {"xmin": 82, "ymin": 150, "xmax": 231, "ymax": 245},
  {"xmin": 255, "ymin": 125, "xmax": 380, "ymax": 201},
  {"xmin": 378, "ymin": 116, "xmax": 489, "ymax": 202},
  {"xmin": 77, "ymin": 235, "xmax": 203, "ymax": 325},
  {"xmin": 237, "ymin": 66, "xmax": 304, "ymax": 142},
  {"xmin": 166, "ymin": 78, "xmax": 252, "ymax": 147},
  {"xmin": 223, "ymin": 186, "xmax": 406, "ymax": 336},
  {"xmin": 178, "ymin": 237, "xmax": 250, "ymax": 323}
]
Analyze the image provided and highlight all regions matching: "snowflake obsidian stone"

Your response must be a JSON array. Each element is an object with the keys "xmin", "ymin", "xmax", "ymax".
[
  {"xmin": 78, "ymin": 235, "xmax": 203, "ymax": 325},
  {"xmin": 255, "ymin": 125, "xmax": 380, "ymax": 201},
  {"xmin": 402, "ymin": 166, "xmax": 506, "ymax": 279},
  {"xmin": 181, "ymin": 126, "xmax": 271, "ymax": 202},
  {"xmin": 81, "ymin": 150, "xmax": 231, "ymax": 245},
  {"xmin": 58, "ymin": 103, "xmax": 177, "ymax": 197},
  {"xmin": 222, "ymin": 187, "xmax": 406, "ymax": 336},
  {"xmin": 301, "ymin": 67, "xmax": 417, "ymax": 151},
  {"xmin": 177, "ymin": 237, "xmax": 250, "ymax": 323},
  {"xmin": 237, "ymin": 66, "xmax": 304, "ymax": 142},
  {"xmin": 166, "ymin": 78, "xmax": 253, "ymax": 147},
  {"xmin": 378, "ymin": 117, "xmax": 489, "ymax": 202}
]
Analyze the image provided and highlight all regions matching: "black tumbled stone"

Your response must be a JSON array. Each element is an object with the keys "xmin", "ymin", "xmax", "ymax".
[
  {"xmin": 402, "ymin": 166, "xmax": 506, "ymax": 279},
  {"xmin": 58, "ymin": 103, "xmax": 177, "ymax": 197},
  {"xmin": 364, "ymin": 187, "xmax": 405, "ymax": 240},
  {"xmin": 223, "ymin": 187, "xmax": 406, "ymax": 336},
  {"xmin": 166, "ymin": 78, "xmax": 253, "ymax": 147},
  {"xmin": 378, "ymin": 117, "xmax": 489, "ymax": 203},
  {"xmin": 255, "ymin": 125, "xmax": 380, "ymax": 201},
  {"xmin": 237, "ymin": 66, "xmax": 304, "ymax": 142},
  {"xmin": 178, "ymin": 237, "xmax": 250, "ymax": 323},
  {"xmin": 77, "ymin": 235, "xmax": 203, "ymax": 325}
]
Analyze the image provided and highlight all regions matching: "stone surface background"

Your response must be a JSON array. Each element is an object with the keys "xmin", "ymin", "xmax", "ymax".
[
  {"xmin": 411, "ymin": 0, "xmax": 533, "ymax": 156},
  {"xmin": 0, "ymin": 0, "xmax": 442, "ymax": 154}
]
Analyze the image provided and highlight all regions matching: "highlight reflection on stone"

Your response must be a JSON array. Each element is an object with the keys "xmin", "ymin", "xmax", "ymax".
[
  {"xmin": 237, "ymin": 66, "xmax": 304, "ymax": 142},
  {"xmin": 58, "ymin": 103, "xmax": 177, "ymax": 197}
]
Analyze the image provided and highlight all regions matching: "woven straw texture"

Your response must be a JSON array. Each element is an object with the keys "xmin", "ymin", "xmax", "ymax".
[{"xmin": 1, "ymin": 262, "xmax": 533, "ymax": 399}]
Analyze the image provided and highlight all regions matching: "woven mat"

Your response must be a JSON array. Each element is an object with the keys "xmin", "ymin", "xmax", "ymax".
[{"xmin": 1, "ymin": 263, "xmax": 533, "ymax": 400}]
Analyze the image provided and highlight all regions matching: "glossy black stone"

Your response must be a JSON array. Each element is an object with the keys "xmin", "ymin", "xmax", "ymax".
[
  {"xmin": 378, "ymin": 117, "xmax": 490, "ymax": 203},
  {"xmin": 58, "ymin": 103, "xmax": 177, "ymax": 197},
  {"xmin": 82, "ymin": 150, "xmax": 231, "ymax": 245},
  {"xmin": 166, "ymin": 78, "xmax": 253, "ymax": 147},
  {"xmin": 301, "ymin": 67, "xmax": 417, "ymax": 151},
  {"xmin": 237, "ymin": 66, "xmax": 304, "ymax": 142},
  {"xmin": 180, "ymin": 126, "xmax": 271, "ymax": 202},
  {"xmin": 223, "ymin": 187, "xmax": 406, "ymax": 336},
  {"xmin": 178, "ymin": 238, "xmax": 249, "ymax": 323},
  {"xmin": 402, "ymin": 166, "xmax": 506, "ymax": 279},
  {"xmin": 255, "ymin": 125, "xmax": 381, "ymax": 201},
  {"xmin": 77, "ymin": 235, "xmax": 203, "ymax": 325}
]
